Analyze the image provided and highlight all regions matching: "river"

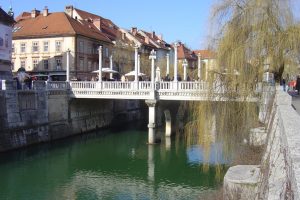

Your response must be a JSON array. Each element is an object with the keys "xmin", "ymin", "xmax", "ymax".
[{"xmin": 0, "ymin": 125, "xmax": 228, "ymax": 200}]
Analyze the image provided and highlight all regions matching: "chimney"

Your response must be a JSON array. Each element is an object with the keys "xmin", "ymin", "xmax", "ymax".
[
  {"xmin": 151, "ymin": 31, "xmax": 155, "ymax": 38},
  {"xmin": 157, "ymin": 34, "xmax": 163, "ymax": 40},
  {"xmin": 31, "ymin": 8, "xmax": 40, "ymax": 18},
  {"xmin": 43, "ymin": 6, "xmax": 49, "ymax": 17},
  {"xmin": 65, "ymin": 5, "xmax": 74, "ymax": 18},
  {"xmin": 122, "ymin": 32, "xmax": 126, "ymax": 40},
  {"xmin": 145, "ymin": 37, "xmax": 149, "ymax": 44},
  {"xmin": 131, "ymin": 27, "xmax": 137, "ymax": 35},
  {"xmin": 93, "ymin": 18, "xmax": 101, "ymax": 31}
]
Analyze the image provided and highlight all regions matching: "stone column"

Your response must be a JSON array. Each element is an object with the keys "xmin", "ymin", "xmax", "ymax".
[
  {"xmin": 66, "ymin": 49, "xmax": 70, "ymax": 82},
  {"xmin": 109, "ymin": 54, "xmax": 113, "ymax": 79},
  {"xmin": 134, "ymin": 45, "xmax": 139, "ymax": 89},
  {"xmin": 98, "ymin": 46, "xmax": 103, "ymax": 84},
  {"xmin": 149, "ymin": 50, "xmax": 156, "ymax": 87},
  {"xmin": 138, "ymin": 54, "xmax": 141, "ymax": 74},
  {"xmin": 146, "ymin": 99, "xmax": 157, "ymax": 144},
  {"xmin": 197, "ymin": 53, "xmax": 201, "ymax": 80},
  {"xmin": 183, "ymin": 59, "xmax": 188, "ymax": 81},
  {"xmin": 173, "ymin": 43, "xmax": 179, "ymax": 82},
  {"xmin": 166, "ymin": 53, "xmax": 170, "ymax": 76}
]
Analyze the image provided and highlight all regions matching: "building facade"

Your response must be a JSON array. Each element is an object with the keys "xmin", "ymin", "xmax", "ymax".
[
  {"xmin": 176, "ymin": 42, "xmax": 197, "ymax": 80},
  {"xmin": 0, "ymin": 8, "xmax": 15, "ymax": 81},
  {"xmin": 194, "ymin": 49, "xmax": 216, "ymax": 80},
  {"xmin": 12, "ymin": 6, "xmax": 112, "ymax": 80}
]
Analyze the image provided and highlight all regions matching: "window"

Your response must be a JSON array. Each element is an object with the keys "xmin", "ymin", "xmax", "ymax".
[
  {"xmin": 87, "ymin": 43, "xmax": 92, "ymax": 54},
  {"xmin": 43, "ymin": 59, "xmax": 49, "ymax": 70},
  {"xmin": 11, "ymin": 60, "xmax": 15, "ymax": 71},
  {"xmin": 88, "ymin": 60, "xmax": 92, "ymax": 71},
  {"xmin": 105, "ymin": 47, "xmax": 109, "ymax": 57},
  {"xmin": 20, "ymin": 43, "xmax": 26, "ymax": 53},
  {"xmin": 79, "ymin": 58, "xmax": 84, "ymax": 71},
  {"xmin": 43, "ymin": 41, "xmax": 49, "ymax": 52},
  {"xmin": 55, "ymin": 41, "xmax": 62, "ymax": 52},
  {"xmin": 33, "ymin": 58, "xmax": 39, "ymax": 69},
  {"xmin": 20, "ymin": 60, "xmax": 26, "ymax": 68},
  {"xmin": 79, "ymin": 41, "xmax": 84, "ymax": 53},
  {"xmin": 32, "ymin": 42, "xmax": 39, "ymax": 52},
  {"xmin": 12, "ymin": 43, "xmax": 15, "ymax": 53},
  {"xmin": 55, "ymin": 58, "xmax": 62, "ymax": 70}
]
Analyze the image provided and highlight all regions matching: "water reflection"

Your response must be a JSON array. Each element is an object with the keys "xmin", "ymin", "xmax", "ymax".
[
  {"xmin": 148, "ymin": 145, "xmax": 155, "ymax": 182},
  {"xmin": 0, "ymin": 128, "xmax": 227, "ymax": 200}
]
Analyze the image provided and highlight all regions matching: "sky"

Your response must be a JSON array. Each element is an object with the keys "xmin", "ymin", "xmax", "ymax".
[{"xmin": 0, "ymin": 0, "xmax": 215, "ymax": 50}]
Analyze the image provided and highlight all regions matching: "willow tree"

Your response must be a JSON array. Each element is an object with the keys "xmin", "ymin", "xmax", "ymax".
[{"xmin": 185, "ymin": 0, "xmax": 300, "ymax": 167}]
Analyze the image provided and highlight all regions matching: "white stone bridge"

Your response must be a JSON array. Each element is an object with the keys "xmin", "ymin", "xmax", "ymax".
[
  {"xmin": 45, "ymin": 80, "xmax": 259, "ymax": 102},
  {"xmin": 41, "ymin": 80, "xmax": 260, "ymax": 144}
]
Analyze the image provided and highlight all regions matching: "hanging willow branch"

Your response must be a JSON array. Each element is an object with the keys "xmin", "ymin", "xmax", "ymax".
[{"xmin": 185, "ymin": 0, "xmax": 300, "ymax": 165}]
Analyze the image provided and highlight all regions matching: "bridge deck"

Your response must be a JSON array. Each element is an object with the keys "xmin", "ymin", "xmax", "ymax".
[{"xmin": 44, "ymin": 81, "xmax": 258, "ymax": 102}]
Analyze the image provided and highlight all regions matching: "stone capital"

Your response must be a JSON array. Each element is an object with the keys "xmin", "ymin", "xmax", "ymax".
[{"xmin": 145, "ymin": 99, "xmax": 157, "ymax": 107}]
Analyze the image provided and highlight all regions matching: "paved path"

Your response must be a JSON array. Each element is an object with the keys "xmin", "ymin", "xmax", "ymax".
[{"xmin": 292, "ymin": 95, "xmax": 300, "ymax": 115}]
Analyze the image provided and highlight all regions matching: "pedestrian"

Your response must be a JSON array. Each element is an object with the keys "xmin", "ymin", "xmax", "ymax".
[
  {"xmin": 282, "ymin": 78, "xmax": 286, "ymax": 92},
  {"xmin": 296, "ymin": 76, "xmax": 300, "ymax": 95},
  {"xmin": 17, "ymin": 69, "xmax": 31, "ymax": 90}
]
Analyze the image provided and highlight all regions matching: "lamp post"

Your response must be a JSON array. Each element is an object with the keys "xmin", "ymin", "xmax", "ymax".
[
  {"xmin": 98, "ymin": 46, "xmax": 102, "ymax": 84},
  {"xmin": 134, "ymin": 45, "xmax": 139, "ymax": 89},
  {"xmin": 149, "ymin": 49, "xmax": 157, "ymax": 86},
  {"xmin": 197, "ymin": 53, "xmax": 201, "ymax": 80},
  {"xmin": 166, "ymin": 53, "xmax": 170, "ymax": 76},
  {"xmin": 66, "ymin": 49, "xmax": 70, "ymax": 82},
  {"xmin": 183, "ymin": 59, "xmax": 188, "ymax": 81}
]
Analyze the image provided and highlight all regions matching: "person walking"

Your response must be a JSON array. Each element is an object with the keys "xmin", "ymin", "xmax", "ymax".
[
  {"xmin": 282, "ymin": 78, "xmax": 286, "ymax": 92},
  {"xmin": 296, "ymin": 76, "xmax": 300, "ymax": 95}
]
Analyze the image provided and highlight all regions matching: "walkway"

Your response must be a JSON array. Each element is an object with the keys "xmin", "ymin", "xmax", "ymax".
[{"xmin": 292, "ymin": 95, "xmax": 300, "ymax": 115}]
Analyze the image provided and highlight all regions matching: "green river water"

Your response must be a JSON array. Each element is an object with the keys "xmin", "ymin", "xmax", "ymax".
[{"xmin": 0, "ymin": 126, "xmax": 228, "ymax": 200}]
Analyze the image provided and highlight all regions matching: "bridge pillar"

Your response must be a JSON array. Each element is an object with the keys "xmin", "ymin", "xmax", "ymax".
[{"xmin": 146, "ymin": 99, "xmax": 157, "ymax": 144}]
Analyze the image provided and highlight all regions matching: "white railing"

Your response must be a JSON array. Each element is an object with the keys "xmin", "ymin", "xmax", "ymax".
[{"xmin": 46, "ymin": 81, "xmax": 69, "ymax": 90}]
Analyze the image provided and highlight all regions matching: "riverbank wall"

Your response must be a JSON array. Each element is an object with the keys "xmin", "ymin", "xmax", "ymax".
[
  {"xmin": 0, "ymin": 81, "xmax": 145, "ymax": 152},
  {"xmin": 224, "ymin": 88, "xmax": 300, "ymax": 199}
]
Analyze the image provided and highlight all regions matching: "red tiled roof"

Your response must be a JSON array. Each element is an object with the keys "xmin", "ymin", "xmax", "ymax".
[
  {"xmin": 15, "ymin": 12, "xmax": 31, "ymax": 22},
  {"xmin": 13, "ymin": 12, "xmax": 111, "ymax": 43},
  {"xmin": 194, "ymin": 50, "xmax": 216, "ymax": 59},
  {"xmin": 74, "ymin": 8, "xmax": 119, "ymax": 41},
  {"xmin": 141, "ymin": 31, "xmax": 169, "ymax": 49},
  {"xmin": 177, "ymin": 43, "xmax": 197, "ymax": 61}
]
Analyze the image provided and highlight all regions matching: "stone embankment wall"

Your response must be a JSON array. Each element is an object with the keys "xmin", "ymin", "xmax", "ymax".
[
  {"xmin": 258, "ymin": 90, "xmax": 300, "ymax": 200},
  {"xmin": 0, "ymin": 81, "xmax": 144, "ymax": 152},
  {"xmin": 224, "ymin": 88, "xmax": 300, "ymax": 200}
]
